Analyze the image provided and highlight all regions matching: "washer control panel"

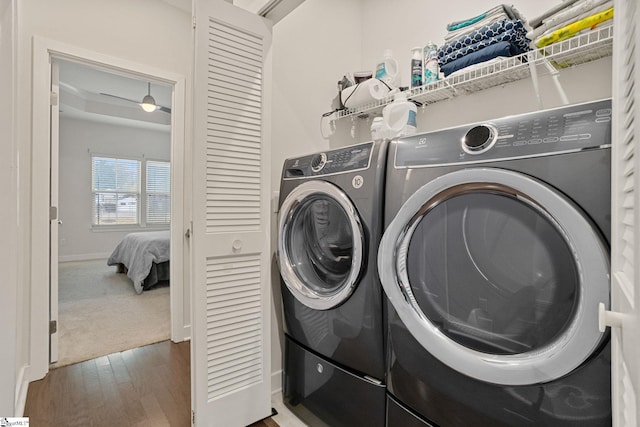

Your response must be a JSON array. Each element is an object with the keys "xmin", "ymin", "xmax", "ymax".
[
  {"xmin": 283, "ymin": 141, "xmax": 374, "ymax": 178},
  {"xmin": 395, "ymin": 99, "xmax": 612, "ymax": 168}
]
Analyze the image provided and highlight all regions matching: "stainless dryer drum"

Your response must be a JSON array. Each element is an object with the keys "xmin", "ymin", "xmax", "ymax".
[{"xmin": 278, "ymin": 180, "xmax": 364, "ymax": 310}]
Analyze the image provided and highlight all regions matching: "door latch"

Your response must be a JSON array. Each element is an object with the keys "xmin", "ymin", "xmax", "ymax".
[{"xmin": 598, "ymin": 302, "xmax": 623, "ymax": 332}]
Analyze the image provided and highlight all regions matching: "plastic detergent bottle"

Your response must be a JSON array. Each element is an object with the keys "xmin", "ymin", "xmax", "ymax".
[
  {"xmin": 370, "ymin": 116, "xmax": 384, "ymax": 141},
  {"xmin": 375, "ymin": 49, "xmax": 399, "ymax": 88},
  {"xmin": 381, "ymin": 91, "xmax": 417, "ymax": 139},
  {"xmin": 410, "ymin": 47, "xmax": 423, "ymax": 88},
  {"xmin": 423, "ymin": 42, "xmax": 439, "ymax": 84}
]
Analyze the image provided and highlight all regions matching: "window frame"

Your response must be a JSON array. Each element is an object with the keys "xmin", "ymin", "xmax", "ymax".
[{"xmin": 90, "ymin": 153, "xmax": 171, "ymax": 231}]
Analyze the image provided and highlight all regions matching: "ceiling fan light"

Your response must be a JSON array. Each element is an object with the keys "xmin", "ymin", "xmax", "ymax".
[{"xmin": 140, "ymin": 94, "xmax": 158, "ymax": 112}]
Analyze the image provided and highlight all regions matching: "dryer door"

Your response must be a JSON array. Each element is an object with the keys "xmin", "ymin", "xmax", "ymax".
[
  {"xmin": 378, "ymin": 168, "xmax": 610, "ymax": 386},
  {"xmin": 279, "ymin": 180, "xmax": 364, "ymax": 310}
]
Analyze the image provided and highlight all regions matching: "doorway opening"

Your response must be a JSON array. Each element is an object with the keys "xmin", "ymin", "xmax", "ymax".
[
  {"xmin": 51, "ymin": 59, "xmax": 175, "ymax": 367},
  {"xmin": 30, "ymin": 37, "xmax": 187, "ymax": 380}
]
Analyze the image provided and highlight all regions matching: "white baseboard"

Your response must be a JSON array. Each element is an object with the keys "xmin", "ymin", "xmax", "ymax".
[
  {"xmin": 14, "ymin": 365, "xmax": 29, "ymax": 416},
  {"xmin": 271, "ymin": 369, "xmax": 282, "ymax": 394},
  {"xmin": 59, "ymin": 252, "xmax": 111, "ymax": 263},
  {"xmin": 172, "ymin": 325, "xmax": 190, "ymax": 343}
]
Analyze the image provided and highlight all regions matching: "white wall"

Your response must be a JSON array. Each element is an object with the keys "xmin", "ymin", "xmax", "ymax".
[
  {"xmin": 0, "ymin": 0, "xmax": 19, "ymax": 416},
  {"xmin": 17, "ymin": 0, "xmax": 192, "ymax": 383},
  {"xmin": 58, "ymin": 117, "xmax": 171, "ymax": 261}
]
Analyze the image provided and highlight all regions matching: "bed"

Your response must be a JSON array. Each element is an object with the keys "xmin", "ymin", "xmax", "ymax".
[{"xmin": 107, "ymin": 230, "xmax": 170, "ymax": 294}]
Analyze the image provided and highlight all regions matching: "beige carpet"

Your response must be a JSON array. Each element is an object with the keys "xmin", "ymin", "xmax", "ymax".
[{"xmin": 52, "ymin": 259, "xmax": 170, "ymax": 368}]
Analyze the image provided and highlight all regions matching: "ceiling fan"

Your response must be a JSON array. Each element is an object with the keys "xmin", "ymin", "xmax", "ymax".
[{"xmin": 100, "ymin": 82, "xmax": 171, "ymax": 113}]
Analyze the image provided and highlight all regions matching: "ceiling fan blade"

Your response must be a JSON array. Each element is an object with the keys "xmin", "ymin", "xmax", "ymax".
[
  {"xmin": 100, "ymin": 92, "xmax": 171, "ymax": 114},
  {"xmin": 99, "ymin": 92, "xmax": 140, "ymax": 104}
]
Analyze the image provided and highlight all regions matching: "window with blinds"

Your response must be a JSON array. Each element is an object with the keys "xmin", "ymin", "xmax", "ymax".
[
  {"xmin": 92, "ymin": 156, "xmax": 141, "ymax": 225},
  {"xmin": 91, "ymin": 156, "xmax": 171, "ymax": 227},
  {"xmin": 146, "ymin": 160, "xmax": 171, "ymax": 224}
]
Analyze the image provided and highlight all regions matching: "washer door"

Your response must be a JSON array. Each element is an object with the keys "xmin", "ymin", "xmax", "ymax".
[
  {"xmin": 378, "ymin": 168, "xmax": 609, "ymax": 386},
  {"xmin": 278, "ymin": 180, "xmax": 364, "ymax": 310}
]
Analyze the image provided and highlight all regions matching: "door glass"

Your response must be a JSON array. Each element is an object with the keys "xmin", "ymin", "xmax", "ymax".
[
  {"xmin": 407, "ymin": 192, "xmax": 579, "ymax": 355},
  {"xmin": 286, "ymin": 195, "xmax": 355, "ymax": 295}
]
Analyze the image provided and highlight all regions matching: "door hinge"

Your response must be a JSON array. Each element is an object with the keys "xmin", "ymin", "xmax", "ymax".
[
  {"xmin": 50, "ymin": 320, "xmax": 57, "ymax": 334},
  {"xmin": 192, "ymin": 410, "xmax": 195, "ymax": 425},
  {"xmin": 49, "ymin": 206, "xmax": 58, "ymax": 221},
  {"xmin": 192, "ymin": 16, "xmax": 196, "ymax": 29},
  {"xmin": 50, "ymin": 91, "xmax": 59, "ymax": 106}
]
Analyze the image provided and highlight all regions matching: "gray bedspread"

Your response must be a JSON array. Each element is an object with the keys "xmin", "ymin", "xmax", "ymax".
[{"xmin": 107, "ymin": 230, "xmax": 170, "ymax": 294}]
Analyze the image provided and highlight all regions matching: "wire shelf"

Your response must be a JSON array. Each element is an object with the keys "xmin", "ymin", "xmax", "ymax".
[{"xmin": 333, "ymin": 25, "xmax": 613, "ymax": 121}]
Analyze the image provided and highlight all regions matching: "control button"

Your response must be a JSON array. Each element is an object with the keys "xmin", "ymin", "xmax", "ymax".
[
  {"xmin": 579, "ymin": 133, "xmax": 592, "ymax": 140},
  {"xmin": 311, "ymin": 153, "xmax": 327, "ymax": 172},
  {"xmin": 596, "ymin": 108, "xmax": 612, "ymax": 117},
  {"xmin": 461, "ymin": 124, "xmax": 498, "ymax": 154},
  {"xmin": 560, "ymin": 135, "xmax": 579, "ymax": 141},
  {"xmin": 595, "ymin": 117, "xmax": 611, "ymax": 123},
  {"xmin": 528, "ymin": 139, "xmax": 542, "ymax": 145},
  {"xmin": 513, "ymin": 141, "xmax": 527, "ymax": 146},
  {"xmin": 543, "ymin": 137, "xmax": 559, "ymax": 143}
]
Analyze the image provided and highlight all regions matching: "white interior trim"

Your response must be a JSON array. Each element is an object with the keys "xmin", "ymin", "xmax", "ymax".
[
  {"xmin": 271, "ymin": 369, "xmax": 283, "ymax": 394},
  {"xmin": 258, "ymin": 0, "xmax": 305, "ymax": 23},
  {"xmin": 14, "ymin": 365, "xmax": 28, "ymax": 416},
  {"xmin": 31, "ymin": 36, "xmax": 188, "ymax": 381}
]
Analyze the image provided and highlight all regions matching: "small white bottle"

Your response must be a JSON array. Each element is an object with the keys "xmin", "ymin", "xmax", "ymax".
[
  {"xmin": 381, "ymin": 91, "xmax": 417, "ymax": 139},
  {"xmin": 375, "ymin": 49, "xmax": 399, "ymax": 88},
  {"xmin": 410, "ymin": 47, "xmax": 423, "ymax": 88},
  {"xmin": 371, "ymin": 117, "xmax": 384, "ymax": 141}
]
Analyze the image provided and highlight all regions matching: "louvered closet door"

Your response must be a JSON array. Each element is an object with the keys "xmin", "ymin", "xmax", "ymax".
[
  {"xmin": 192, "ymin": 2, "xmax": 272, "ymax": 426},
  {"xmin": 611, "ymin": 0, "xmax": 640, "ymax": 425}
]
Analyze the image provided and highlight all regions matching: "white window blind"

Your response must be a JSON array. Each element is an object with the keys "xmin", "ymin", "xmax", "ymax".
[
  {"xmin": 146, "ymin": 160, "xmax": 171, "ymax": 224},
  {"xmin": 92, "ymin": 156, "xmax": 140, "ymax": 225}
]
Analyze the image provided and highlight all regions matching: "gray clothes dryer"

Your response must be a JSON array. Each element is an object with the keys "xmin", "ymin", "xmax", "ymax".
[
  {"xmin": 378, "ymin": 100, "xmax": 612, "ymax": 426},
  {"xmin": 278, "ymin": 141, "xmax": 387, "ymax": 427}
]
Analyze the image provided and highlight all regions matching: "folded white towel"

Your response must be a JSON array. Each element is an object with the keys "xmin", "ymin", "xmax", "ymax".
[{"xmin": 529, "ymin": 0, "xmax": 581, "ymax": 28}]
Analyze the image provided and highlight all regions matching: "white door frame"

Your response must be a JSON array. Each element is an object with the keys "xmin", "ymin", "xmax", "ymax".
[{"xmin": 30, "ymin": 36, "xmax": 188, "ymax": 381}]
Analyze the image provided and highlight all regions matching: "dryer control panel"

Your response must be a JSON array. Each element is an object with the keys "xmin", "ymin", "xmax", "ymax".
[
  {"xmin": 395, "ymin": 99, "xmax": 612, "ymax": 168},
  {"xmin": 283, "ymin": 141, "xmax": 374, "ymax": 178}
]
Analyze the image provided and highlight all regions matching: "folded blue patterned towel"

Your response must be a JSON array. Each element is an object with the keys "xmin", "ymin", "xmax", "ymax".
[
  {"xmin": 440, "ymin": 41, "xmax": 522, "ymax": 77},
  {"xmin": 438, "ymin": 19, "xmax": 530, "ymax": 66}
]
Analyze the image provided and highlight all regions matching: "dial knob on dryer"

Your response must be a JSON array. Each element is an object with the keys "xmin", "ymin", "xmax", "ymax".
[
  {"xmin": 311, "ymin": 153, "xmax": 327, "ymax": 172},
  {"xmin": 462, "ymin": 124, "xmax": 497, "ymax": 154}
]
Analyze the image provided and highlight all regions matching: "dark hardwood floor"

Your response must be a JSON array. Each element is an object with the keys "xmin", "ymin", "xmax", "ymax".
[{"xmin": 24, "ymin": 340, "xmax": 279, "ymax": 427}]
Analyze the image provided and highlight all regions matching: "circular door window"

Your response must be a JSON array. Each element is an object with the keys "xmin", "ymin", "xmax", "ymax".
[
  {"xmin": 278, "ymin": 180, "xmax": 364, "ymax": 310},
  {"xmin": 378, "ymin": 168, "xmax": 609, "ymax": 385}
]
